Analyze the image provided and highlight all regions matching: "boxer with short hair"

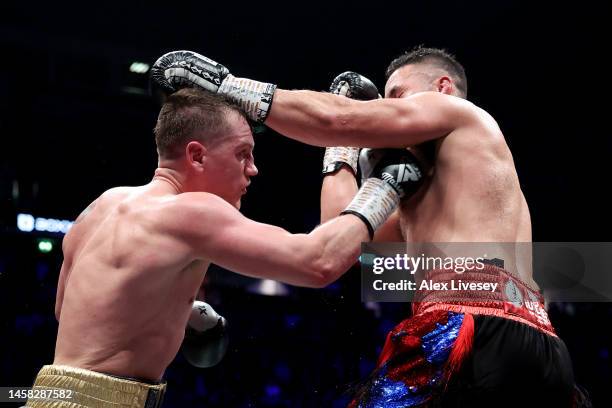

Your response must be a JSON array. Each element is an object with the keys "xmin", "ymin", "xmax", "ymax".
[
  {"xmin": 151, "ymin": 46, "xmax": 587, "ymax": 407},
  {"xmin": 26, "ymin": 89, "xmax": 423, "ymax": 407}
]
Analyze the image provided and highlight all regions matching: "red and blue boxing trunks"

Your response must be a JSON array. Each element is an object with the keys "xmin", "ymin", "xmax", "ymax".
[{"xmin": 350, "ymin": 263, "xmax": 584, "ymax": 407}]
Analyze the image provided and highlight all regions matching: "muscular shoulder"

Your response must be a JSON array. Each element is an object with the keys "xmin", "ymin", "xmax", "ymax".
[
  {"xmin": 85, "ymin": 186, "xmax": 134, "ymax": 210},
  {"xmin": 74, "ymin": 187, "xmax": 130, "ymax": 221},
  {"xmin": 61, "ymin": 187, "xmax": 124, "ymax": 257},
  {"xmin": 425, "ymin": 93, "xmax": 503, "ymax": 142},
  {"xmin": 158, "ymin": 192, "xmax": 241, "ymax": 235},
  {"xmin": 438, "ymin": 105, "xmax": 511, "ymax": 170},
  {"xmin": 439, "ymin": 93, "xmax": 495, "ymax": 129},
  {"xmin": 98, "ymin": 186, "xmax": 135, "ymax": 204},
  {"xmin": 171, "ymin": 192, "xmax": 234, "ymax": 213},
  {"xmin": 403, "ymin": 92, "xmax": 491, "ymax": 135}
]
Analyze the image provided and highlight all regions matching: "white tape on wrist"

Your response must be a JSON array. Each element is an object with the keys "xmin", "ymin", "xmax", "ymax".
[
  {"xmin": 341, "ymin": 178, "xmax": 399, "ymax": 238},
  {"xmin": 219, "ymin": 75, "xmax": 277, "ymax": 122},
  {"xmin": 322, "ymin": 147, "xmax": 360, "ymax": 175}
]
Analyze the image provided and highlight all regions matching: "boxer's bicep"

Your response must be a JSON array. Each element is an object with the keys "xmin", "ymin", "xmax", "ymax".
[
  {"xmin": 179, "ymin": 195, "xmax": 329, "ymax": 287},
  {"xmin": 210, "ymin": 220, "xmax": 330, "ymax": 287},
  {"xmin": 208, "ymin": 214, "xmax": 368, "ymax": 288},
  {"xmin": 344, "ymin": 92, "xmax": 475, "ymax": 148}
]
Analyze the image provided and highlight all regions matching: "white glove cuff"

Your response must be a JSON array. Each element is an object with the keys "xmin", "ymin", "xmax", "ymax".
[
  {"xmin": 219, "ymin": 74, "xmax": 277, "ymax": 122},
  {"xmin": 322, "ymin": 147, "xmax": 360, "ymax": 175},
  {"xmin": 340, "ymin": 178, "xmax": 399, "ymax": 238}
]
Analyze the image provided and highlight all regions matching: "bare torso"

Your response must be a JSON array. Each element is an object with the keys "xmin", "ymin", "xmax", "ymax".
[
  {"xmin": 399, "ymin": 107, "xmax": 535, "ymax": 284},
  {"xmin": 54, "ymin": 183, "xmax": 208, "ymax": 381}
]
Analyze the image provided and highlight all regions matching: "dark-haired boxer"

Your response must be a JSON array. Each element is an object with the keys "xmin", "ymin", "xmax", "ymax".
[
  {"xmin": 26, "ymin": 89, "xmax": 423, "ymax": 408},
  {"xmin": 150, "ymin": 46, "xmax": 586, "ymax": 407}
]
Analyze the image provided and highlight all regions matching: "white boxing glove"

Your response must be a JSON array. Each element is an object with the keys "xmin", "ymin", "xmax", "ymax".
[{"xmin": 182, "ymin": 301, "xmax": 229, "ymax": 368}]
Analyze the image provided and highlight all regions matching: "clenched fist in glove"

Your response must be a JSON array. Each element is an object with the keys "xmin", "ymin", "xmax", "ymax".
[
  {"xmin": 150, "ymin": 50, "xmax": 276, "ymax": 123},
  {"xmin": 181, "ymin": 300, "xmax": 229, "ymax": 368},
  {"xmin": 342, "ymin": 149, "xmax": 424, "ymax": 238}
]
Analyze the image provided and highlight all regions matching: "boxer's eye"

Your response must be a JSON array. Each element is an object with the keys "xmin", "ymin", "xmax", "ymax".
[{"xmin": 238, "ymin": 150, "xmax": 251, "ymax": 161}]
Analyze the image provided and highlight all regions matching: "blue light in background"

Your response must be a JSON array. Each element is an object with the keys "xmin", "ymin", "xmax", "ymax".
[
  {"xmin": 284, "ymin": 314, "xmax": 301, "ymax": 329},
  {"xmin": 17, "ymin": 213, "xmax": 73, "ymax": 235},
  {"xmin": 36, "ymin": 261, "xmax": 49, "ymax": 282},
  {"xmin": 274, "ymin": 362, "xmax": 291, "ymax": 382},
  {"xmin": 265, "ymin": 384, "xmax": 281, "ymax": 397}
]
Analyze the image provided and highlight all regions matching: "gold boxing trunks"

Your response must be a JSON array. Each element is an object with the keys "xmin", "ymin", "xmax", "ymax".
[{"xmin": 25, "ymin": 365, "xmax": 166, "ymax": 408}]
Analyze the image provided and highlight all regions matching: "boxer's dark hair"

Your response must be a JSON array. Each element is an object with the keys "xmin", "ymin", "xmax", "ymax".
[
  {"xmin": 154, "ymin": 88, "xmax": 247, "ymax": 159},
  {"xmin": 386, "ymin": 46, "xmax": 467, "ymax": 97}
]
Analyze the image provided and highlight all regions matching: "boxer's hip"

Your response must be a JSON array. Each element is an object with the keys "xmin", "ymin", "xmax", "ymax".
[
  {"xmin": 25, "ymin": 365, "xmax": 166, "ymax": 408},
  {"xmin": 412, "ymin": 263, "xmax": 556, "ymax": 336}
]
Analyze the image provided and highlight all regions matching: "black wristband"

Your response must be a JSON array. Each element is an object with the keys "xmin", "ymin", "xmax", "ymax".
[
  {"xmin": 340, "ymin": 210, "xmax": 374, "ymax": 240},
  {"xmin": 322, "ymin": 162, "xmax": 357, "ymax": 177}
]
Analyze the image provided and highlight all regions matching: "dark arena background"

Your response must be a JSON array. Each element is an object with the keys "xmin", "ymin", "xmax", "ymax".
[{"xmin": 1, "ymin": 1, "xmax": 610, "ymax": 407}]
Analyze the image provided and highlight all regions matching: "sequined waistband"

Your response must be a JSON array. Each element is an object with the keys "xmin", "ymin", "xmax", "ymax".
[{"xmin": 412, "ymin": 264, "xmax": 556, "ymax": 336}]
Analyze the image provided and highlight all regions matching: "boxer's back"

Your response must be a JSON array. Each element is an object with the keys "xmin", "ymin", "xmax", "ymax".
[{"xmin": 54, "ymin": 184, "xmax": 207, "ymax": 381}]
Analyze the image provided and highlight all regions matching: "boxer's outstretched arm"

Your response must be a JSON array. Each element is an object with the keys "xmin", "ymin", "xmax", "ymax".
[
  {"xmin": 173, "ymin": 193, "xmax": 369, "ymax": 288},
  {"xmin": 266, "ymin": 90, "xmax": 475, "ymax": 148},
  {"xmin": 151, "ymin": 51, "xmax": 476, "ymax": 148}
]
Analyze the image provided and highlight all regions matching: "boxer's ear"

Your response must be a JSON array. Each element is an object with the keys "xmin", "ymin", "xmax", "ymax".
[
  {"xmin": 186, "ymin": 141, "xmax": 207, "ymax": 169},
  {"xmin": 436, "ymin": 76, "xmax": 453, "ymax": 95}
]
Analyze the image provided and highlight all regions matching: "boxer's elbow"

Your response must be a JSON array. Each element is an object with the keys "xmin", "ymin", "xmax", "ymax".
[
  {"xmin": 307, "ymin": 259, "xmax": 336, "ymax": 288},
  {"xmin": 292, "ymin": 233, "xmax": 347, "ymax": 288},
  {"xmin": 289, "ymin": 251, "xmax": 327, "ymax": 288},
  {"xmin": 307, "ymin": 250, "xmax": 345, "ymax": 288}
]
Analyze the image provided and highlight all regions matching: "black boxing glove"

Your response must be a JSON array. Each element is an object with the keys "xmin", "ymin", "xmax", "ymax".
[
  {"xmin": 150, "ymin": 50, "xmax": 276, "ymax": 122},
  {"xmin": 329, "ymin": 71, "xmax": 380, "ymax": 101},
  {"xmin": 341, "ymin": 149, "xmax": 424, "ymax": 238},
  {"xmin": 358, "ymin": 148, "xmax": 423, "ymax": 197},
  {"xmin": 181, "ymin": 301, "xmax": 229, "ymax": 368},
  {"xmin": 322, "ymin": 72, "xmax": 380, "ymax": 176},
  {"xmin": 150, "ymin": 50, "xmax": 229, "ymax": 94}
]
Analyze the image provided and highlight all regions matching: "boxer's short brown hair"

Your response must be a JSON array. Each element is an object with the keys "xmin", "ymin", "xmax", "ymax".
[
  {"xmin": 386, "ymin": 46, "xmax": 468, "ymax": 98},
  {"xmin": 154, "ymin": 88, "xmax": 246, "ymax": 159}
]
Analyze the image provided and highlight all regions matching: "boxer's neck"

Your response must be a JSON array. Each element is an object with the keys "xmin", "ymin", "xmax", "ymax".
[{"xmin": 152, "ymin": 167, "xmax": 184, "ymax": 194}]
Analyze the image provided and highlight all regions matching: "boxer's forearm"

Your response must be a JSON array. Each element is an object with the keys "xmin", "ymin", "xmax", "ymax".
[
  {"xmin": 266, "ymin": 89, "xmax": 413, "ymax": 148},
  {"xmin": 151, "ymin": 51, "xmax": 459, "ymax": 148},
  {"xmin": 306, "ymin": 214, "xmax": 369, "ymax": 287},
  {"xmin": 320, "ymin": 168, "xmax": 358, "ymax": 223},
  {"xmin": 266, "ymin": 89, "xmax": 370, "ymax": 147}
]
